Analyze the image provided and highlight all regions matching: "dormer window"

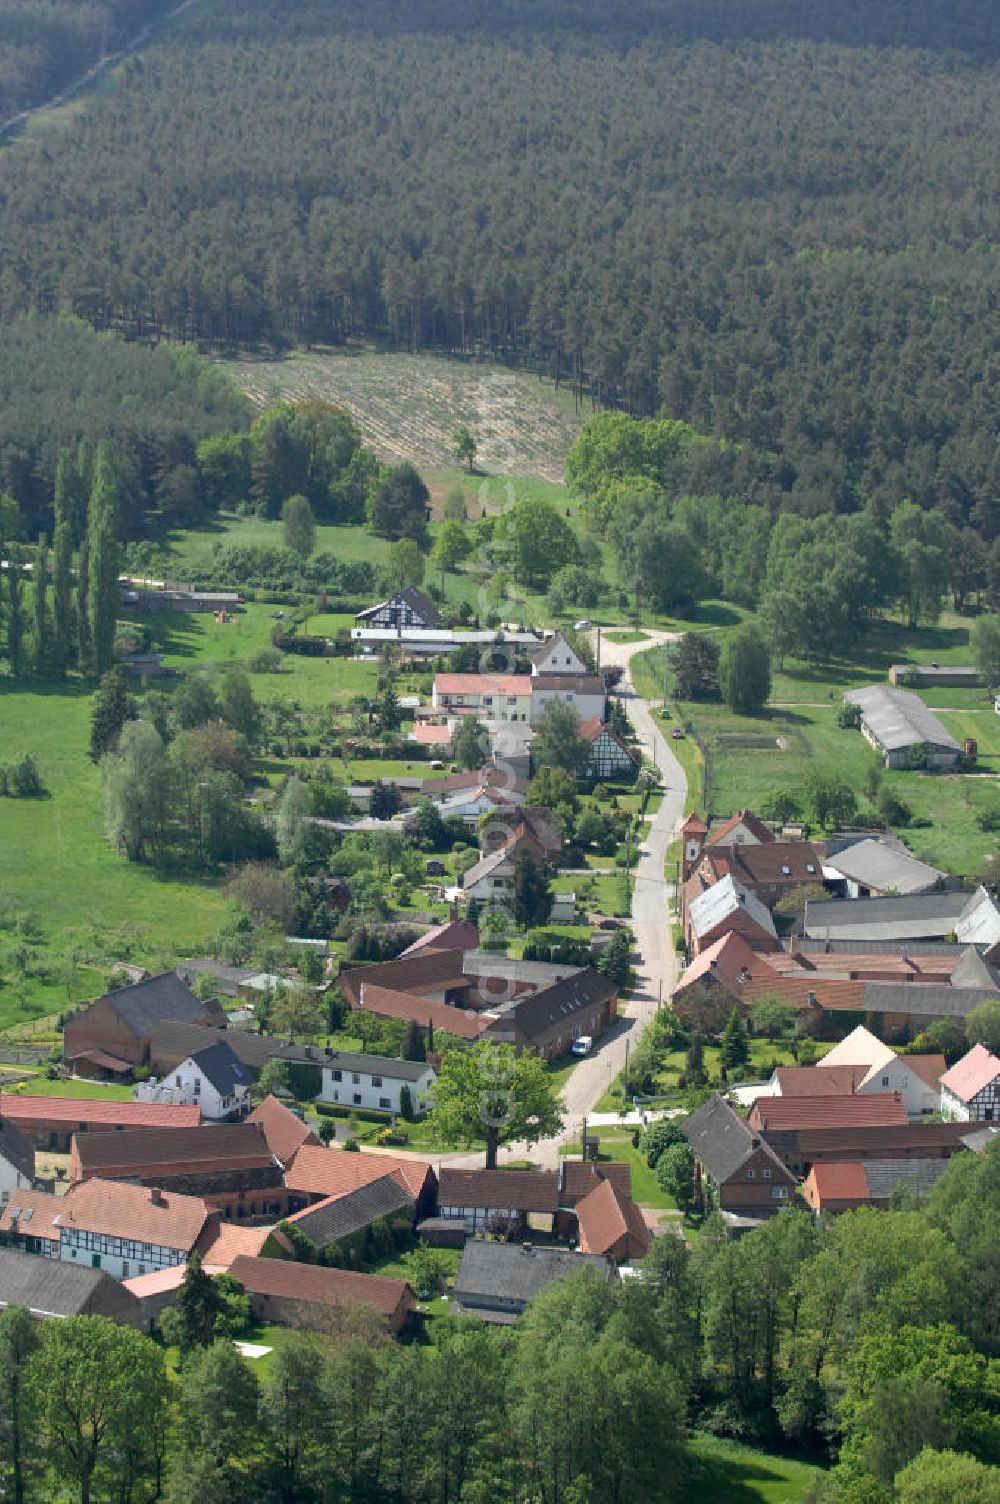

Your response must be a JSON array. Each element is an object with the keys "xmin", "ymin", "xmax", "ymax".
[
  {"xmin": 781, "ymin": 864, "xmax": 791, "ymax": 876},
  {"xmin": 806, "ymin": 863, "xmax": 815, "ymax": 874}
]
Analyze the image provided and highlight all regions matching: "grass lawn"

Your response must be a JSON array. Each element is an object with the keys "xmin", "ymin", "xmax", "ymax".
[
  {"xmin": 561, "ymin": 1132, "xmax": 676, "ymax": 1209},
  {"xmin": 678, "ymin": 1435, "xmax": 824, "ymax": 1504},
  {"xmin": 593, "ymin": 1037, "xmax": 835, "ymax": 1114},
  {"xmin": 6, "ymin": 1076, "xmax": 137, "ymax": 1100},
  {"xmin": 0, "ymin": 677, "xmax": 228, "ymax": 1030}
]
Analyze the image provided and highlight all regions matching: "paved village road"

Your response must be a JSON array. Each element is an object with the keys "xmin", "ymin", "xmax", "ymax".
[{"xmin": 414, "ymin": 630, "xmax": 687, "ymax": 1173}]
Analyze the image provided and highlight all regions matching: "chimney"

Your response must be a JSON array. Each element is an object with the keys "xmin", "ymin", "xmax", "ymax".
[{"xmin": 149, "ymin": 1186, "xmax": 165, "ymax": 1206}]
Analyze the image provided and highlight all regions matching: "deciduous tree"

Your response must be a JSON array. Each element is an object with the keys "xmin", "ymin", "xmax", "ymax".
[{"xmin": 428, "ymin": 1040, "xmax": 564, "ymax": 1168}]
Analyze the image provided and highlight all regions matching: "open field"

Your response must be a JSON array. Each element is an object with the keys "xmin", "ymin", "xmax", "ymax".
[
  {"xmin": 224, "ymin": 348, "xmax": 583, "ymax": 484},
  {"xmin": 679, "ymin": 1436, "xmax": 823, "ymax": 1504}
]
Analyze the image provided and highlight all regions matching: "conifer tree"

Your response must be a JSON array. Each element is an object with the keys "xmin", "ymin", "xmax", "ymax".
[
  {"xmin": 6, "ymin": 544, "xmax": 25, "ymax": 674},
  {"xmin": 721, "ymin": 1008, "xmax": 749, "ymax": 1072},
  {"xmin": 76, "ymin": 533, "xmax": 90, "ymax": 670},
  {"xmin": 52, "ymin": 493, "xmax": 74, "ymax": 675},
  {"xmin": 86, "ymin": 443, "xmax": 121, "ymax": 676}
]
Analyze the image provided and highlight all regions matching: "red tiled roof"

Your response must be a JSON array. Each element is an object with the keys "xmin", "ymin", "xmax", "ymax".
[
  {"xmin": 707, "ymin": 810, "xmax": 775, "ymax": 846},
  {"xmin": 72, "ymin": 1124, "xmax": 272, "ymax": 1175},
  {"xmin": 247, "ymin": 1096, "xmax": 320, "ymax": 1165},
  {"xmin": 402, "ymin": 920, "xmax": 481, "ymax": 956},
  {"xmin": 285, "ymin": 1144, "xmax": 432, "ymax": 1201},
  {"xmin": 0, "ymin": 1095, "xmax": 201, "ymax": 1129},
  {"xmin": 904, "ymin": 1053, "xmax": 947, "ymax": 1090},
  {"xmin": 940, "ymin": 1043, "xmax": 1000, "ymax": 1104},
  {"xmin": 673, "ymin": 932, "xmax": 774, "ymax": 995},
  {"xmin": 410, "ymin": 723, "xmax": 452, "ymax": 745},
  {"xmin": 354, "ymin": 983, "xmax": 493, "ymax": 1040},
  {"xmin": 227, "ymin": 1255, "xmax": 413, "ymax": 1316},
  {"xmin": 726, "ymin": 841, "xmax": 826, "ymax": 886},
  {"xmin": 558, "ymin": 1160, "xmax": 633, "ymax": 1205},
  {"xmin": 59, "ymin": 1178, "xmax": 213, "ymax": 1251},
  {"xmin": 0, "ymin": 1189, "xmax": 61, "ymax": 1242},
  {"xmin": 738, "ymin": 974, "xmax": 869, "ymax": 1012},
  {"xmin": 681, "ymin": 811, "xmax": 708, "ymax": 835},
  {"xmin": 750, "ymin": 1094, "xmax": 908, "ymax": 1133},
  {"xmin": 195, "ymin": 1221, "xmax": 275, "ymax": 1271},
  {"xmin": 434, "ymin": 673, "xmax": 529, "ymax": 697},
  {"xmin": 575, "ymin": 1178, "xmax": 627, "ymax": 1255},
  {"xmin": 123, "ymin": 1265, "xmax": 189, "ymax": 1298},
  {"xmin": 808, "ymin": 1161, "xmax": 870, "ymax": 1205}
]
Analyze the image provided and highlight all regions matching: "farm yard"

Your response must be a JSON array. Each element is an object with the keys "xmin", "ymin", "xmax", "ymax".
[{"xmin": 225, "ymin": 348, "xmax": 584, "ymax": 486}]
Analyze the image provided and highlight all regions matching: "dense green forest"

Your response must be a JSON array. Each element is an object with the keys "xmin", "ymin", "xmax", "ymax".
[
  {"xmin": 2, "ymin": 1140, "xmax": 1000, "ymax": 1502},
  {"xmin": 1, "ymin": 1, "xmax": 1000, "ymax": 521},
  {"xmin": 0, "ymin": 0, "xmax": 176, "ymax": 117}
]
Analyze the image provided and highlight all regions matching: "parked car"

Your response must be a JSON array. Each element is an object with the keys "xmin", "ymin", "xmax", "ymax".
[
  {"xmin": 671, "ymin": 728, "xmax": 685, "ymax": 739},
  {"xmin": 571, "ymin": 1035, "xmax": 593, "ymax": 1056}
]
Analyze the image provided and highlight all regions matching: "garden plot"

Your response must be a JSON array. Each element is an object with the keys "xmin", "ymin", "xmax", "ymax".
[{"xmin": 226, "ymin": 350, "xmax": 582, "ymax": 483}]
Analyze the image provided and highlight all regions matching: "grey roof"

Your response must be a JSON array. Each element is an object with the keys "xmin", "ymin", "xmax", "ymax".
[
  {"xmin": 489, "ymin": 969, "xmax": 619, "ymax": 1039},
  {"xmin": 863, "ymin": 1158, "xmax": 952, "ymax": 1201},
  {"xmin": 176, "ymin": 958, "xmax": 257, "ymax": 995},
  {"xmin": 682, "ymin": 1093, "xmax": 791, "ymax": 1185},
  {"xmin": 187, "ymin": 1039, "xmax": 254, "ymax": 1095},
  {"xmin": 843, "ymin": 684, "xmax": 960, "ymax": 754},
  {"xmin": 0, "ymin": 1248, "xmax": 140, "ymax": 1323},
  {"xmin": 689, "ymin": 875, "xmax": 777, "ymax": 942},
  {"xmin": 863, "ymin": 982, "xmax": 1000, "ymax": 1019},
  {"xmin": 532, "ymin": 673, "xmax": 606, "ymax": 695},
  {"xmin": 463, "ymin": 954, "xmax": 584, "ymax": 986},
  {"xmin": 462, "ymin": 847, "xmax": 513, "ymax": 890},
  {"xmin": 0, "ymin": 1118, "xmax": 33, "ymax": 1182},
  {"xmin": 453, "ymin": 1240, "xmax": 613, "ymax": 1310},
  {"xmin": 152, "ymin": 1022, "xmax": 278, "ymax": 1073},
  {"xmin": 950, "ymin": 947, "xmax": 1000, "ymax": 992},
  {"xmin": 823, "ymin": 838, "xmax": 946, "ymax": 896},
  {"xmin": 105, "ymin": 972, "xmax": 216, "ymax": 1037},
  {"xmin": 805, "ymin": 890, "xmax": 976, "ymax": 943},
  {"xmin": 313, "ymin": 1049, "xmax": 433, "ymax": 1083},
  {"xmin": 795, "ymin": 936, "xmax": 975, "ymax": 959},
  {"xmin": 290, "ymin": 1176, "xmax": 414, "ymax": 1249},
  {"xmin": 889, "ymin": 664, "xmax": 980, "ymax": 682},
  {"xmin": 355, "ymin": 586, "xmax": 441, "ymax": 626}
]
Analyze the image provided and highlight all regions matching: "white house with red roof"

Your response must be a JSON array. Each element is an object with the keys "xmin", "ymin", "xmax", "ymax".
[
  {"xmin": 432, "ymin": 673, "xmax": 533, "ymax": 723},
  {"xmin": 941, "ymin": 1043, "xmax": 1000, "ymax": 1122}
]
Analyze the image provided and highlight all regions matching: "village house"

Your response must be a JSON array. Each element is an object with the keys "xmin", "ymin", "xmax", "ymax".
[
  {"xmin": 529, "ymin": 674, "xmax": 607, "ymax": 728},
  {"xmin": 530, "ymin": 632, "xmax": 590, "ymax": 677},
  {"xmin": 801, "ymin": 1156, "xmax": 952, "ymax": 1216},
  {"xmin": 0, "ymin": 1247, "xmax": 143, "ymax": 1327},
  {"xmin": 0, "ymin": 1190, "xmax": 62, "ymax": 1258},
  {"xmin": 436, "ymin": 1168, "xmax": 559, "ymax": 1236},
  {"xmin": 480, "ymin": 805, "xmax": 561, "ymax": 864},
  {"xmin": 433, "ymin": 672, "xmax": 534, "ymax": 723},
  {"xmin": 577, "ymin": 716, "xmax": 639, "ymax": 782},
  {"xmin": 0, "ymin": 1094, "xmax": 200, "ymax": 1153},
  {"xmin": 755, "ymin": 1120, "xmax": 970, "ymax": 1178},
  {"xmin": 317, "ymin": 1050, "xmax": 435, "ymax": 1116},
  {"xmin": 482, "ymin": 969, "xmax": 619, "ymax": 1059},
  {"xmin": 134, "ymin": 1038, "xmax": 254, "ymax": 1120},
  {"xmin": 940, "ymin": 1043, "xmax": 1000, "ymax": 1122},
  {"xmin": 55, "ymin": 1178, "xmax": 217, "ymax": 1281},
  {"xmin": 687, "ymin": 839, "xmax": 826, "ymax": 912},
  {"xmin": 684, "ymin": 873, "xmax": 778, "ymax": 956},
  {"xmin": 227, "ymin": 1254, "xmax": 417, "ymax": 1336},
  {"xmin": 843, "ymin": 684, "xmax": 961, "ymax": 770},
  {"xmin": 452, "ymin": 1241, "xmax": 614, "ymax": 1322},
  {"xmin": 68, "ymin": 1124, "xmax": 288, "ymax": 1222},
  {"xmin": 355, "ymin": 585, "xmax": 441, "ymax": 631},
  {"xmin": 64, "ymin": 972, "xmax": 226, "ymax": 1077},
  {"xmin": 283, "ymin": 1143, "xmax": 435, "ymax": 1218},
  {"xmin": 682, "ymin": 1094, "xmax": 797, "ymax": 1226},
  {"xmin": 811, "ymin": 1026, "xmax": 945, "ymax": 1116},
  {"xmin": 148, "ymin": 1021, "xmax": 279, "ymax": 1079},
  {"xmin": 748, "ymin": 1094, "xmax": 909, "ymax": 1137},
  {"xmin": 803, "ymin": 888, "xmax": 1000, "ymax": 955}
]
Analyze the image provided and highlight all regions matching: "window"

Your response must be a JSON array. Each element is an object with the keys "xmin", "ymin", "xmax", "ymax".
[
  {"xmin": 380, "ymin": 1097, "xmax": 391, "ymax": 1109},
  {"xmin": 806, "ymin": 863, "xmax": 816, "ymax": 874},
  {"xmin": 771, "ymin": 1187, "xmax": 789, "ymax": 1200},
  {"xmin": 351, "ymin": 1073, "xmax": 360, "ymax": 1085},
  {"xmin": 332, "ymin": 1069, "xmax": 342, "ymax": 1082},
  {"xmin": 353, "ymin": 1094, "xmax": 362, "ymax": 1105},
  {"xmin": 493, "ymin": 878, "xmax": 504, "ymax": 888},
  {"xmin": 371, "ymin": 1075, "xmax": 383, "ymax": 1087},
  {"xmin": 122, "ymin": 1263, "xmax": 130, "ymax": 1278},
  {"xmin": 139, "ymin": 1265, "xmax": 146, "ymax": 1276},
  {"xmin": 507, "ymin": 696, "xmax": 517, "ymax": 705},
  {"xmin": 881, "ymin": 1075, "xmax": 890, "ymax": 1087},
  {"xmin": 763, "ymin": 1168, "xmax": 771, "ymax": 1179},
  {"xmin": 91, "ymin": 1254, "xmax": 101, "ymax": 1269},
  {"xmin": 746, "ymin": 1168, "xmax": 754, "ymax": 1179},
  {"xmin": 193, "ymin": 1078, "xmax": 201, "ymax": 1094},
  {"xmin": 780, "ymin": 864, "xmax": 791, "ymax": 876},
  {"xmin": 175, "ymin": 1076, "xmax": 182, "ymax": 1087}
]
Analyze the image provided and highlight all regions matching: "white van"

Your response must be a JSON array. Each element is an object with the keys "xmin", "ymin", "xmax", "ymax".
[{"xmin": 571, "ymin": 1035, "xmax": 593, "ymax": 1057}]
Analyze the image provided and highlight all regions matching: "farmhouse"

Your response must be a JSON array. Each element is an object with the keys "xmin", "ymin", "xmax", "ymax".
[
  {"xmin": 815, "ymin": 1025, "xmax": 946, "ymax": 1116},
  {"xmin": 64, "ymin": 972, "xmax": 226, "ymax": 1075},
  {"xmin": 282, "ymin": 1174, "xmax": 415, "ymax": 1255},
  {"xmin": 436, "ymin": 1168, "xmax": 559, "ymax": 1235},
  {"xmin": 748, "ymin": 1094, "xmax": 909, "ymax": 1135},
  {"xmin": 134, "ymin": 1038, "xmax": 253, "ymax": 1120},
  {"xmin": 530, "ymin": 674, "xmax": 606, "ymax": 727},
  {"xmin": 433, "ymin": 673, "xmax": 533, "ymax": 723},
  {"xmin": 684, "ymin": 874, "xmax": 778, "ymax": 956},
  {"xmin": 755, "ymin": 1120, "xmax": 970, "ymax": 1178},
  {"xmin": 247, "ymin": 1095, "xmax": 321, "ymax": 1165},
  {"xmin": 317, "ymin": 1050, "xmax": 435, "ymax": 1116},
  {"xmin": 940, "ymin": 1043, "xmax": 1000, "ymax": 1123},
  {"xmin": 803, "ymin": 887, "xmax": 1000, "ymax": 956},
  {"xmin": 483, "ymin": 968, "xmax": 619, "ymax": 1058},
  {"xmin": 283, "ymin": 1143, "xmax": 435, "ymax": 1214},
  {"xmin": 682, "ymin": 1094, "xmax": 796, "ymax": 1224},
  {"xmin": 0, "ymin": 1190, "xmax": 62, "ymax": 1257},
  {"xmin": 843, "ymin": 684, "xmax": 961, "ymax": 770},
  {"xmin": 578, "ymin": 716, "xmax": 639, "ymax": 781},
  {"xmin": 55, "ymin": 1179, "xmax": 216, "ymax": 1280}
]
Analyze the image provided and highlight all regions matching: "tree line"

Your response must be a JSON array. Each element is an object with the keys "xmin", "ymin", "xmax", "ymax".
[{"xmin": 1, "ymin": 4, "xmax": 1000, "ymax": 523}]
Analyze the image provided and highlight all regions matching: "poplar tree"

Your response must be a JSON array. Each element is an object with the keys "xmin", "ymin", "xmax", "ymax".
[
  {"xmin": 52, "ymin": 493, "xmax": 74, "ymax": 675},
  {"xmin": 32, "ymin": 534, "xmax": 48, "ymax": 675},
  {"xmin": 86, "ymin": 443, "xmax": 121, "ymax": 676},
  {"xmin": 6, "ymin": 544, "xmax": 25, "ymax": 674},
  {"xmin": 76, "ymin": 533, "xmax": 90, "ymax": 671}
]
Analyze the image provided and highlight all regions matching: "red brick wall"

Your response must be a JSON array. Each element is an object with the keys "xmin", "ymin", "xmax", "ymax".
[{"xmin": 64, "ymin": 998, "xmax": 144, "ymax": 1065}]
